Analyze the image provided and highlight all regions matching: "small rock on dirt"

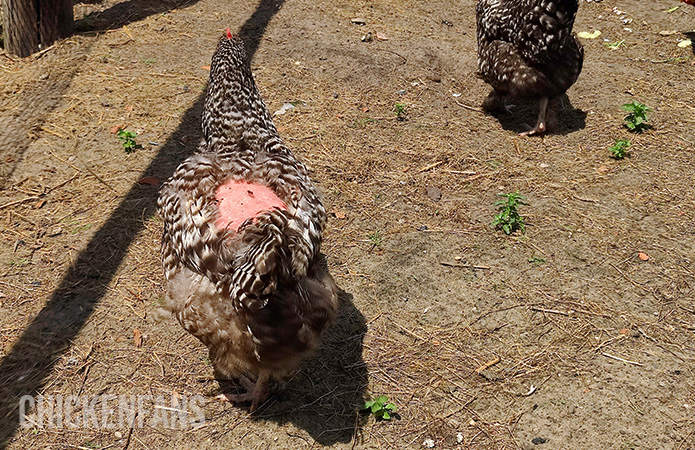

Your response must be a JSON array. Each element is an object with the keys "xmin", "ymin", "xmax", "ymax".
[
  {"xmin": 426, "ymin": 186, "xmax": 442, "ymax": 202},
  {"xmin": 532, "ymin": 437, "xmax": 548, "ymax": 445},
  {"xmin": 351, "ymin": 18, "xmax": 367, "ymax": 25},
  {"xmin": 422, "ymin": 438, "xmax": 435, "ymax": 448},
  {"xmin": 274, "ymin": 103, "xmax": 295, "ymax": 116}
]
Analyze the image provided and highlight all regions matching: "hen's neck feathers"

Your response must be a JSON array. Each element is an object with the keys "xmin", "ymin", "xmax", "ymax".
[{"xmin": 201, "ymin": 37, "xmax": 287, "ymax": 156}]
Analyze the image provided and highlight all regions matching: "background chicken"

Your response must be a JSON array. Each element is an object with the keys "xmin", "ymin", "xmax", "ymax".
[
  {"xmin": 157, "ymin": 31, "xmax": 338, "ymax": 412},
  {"xmin": 683, "ymin": 0, "xmax": 694, "ymax": 6},
  {"xmin": 476, "ymin": 0, "xmax": 584, "ymax": 135}
]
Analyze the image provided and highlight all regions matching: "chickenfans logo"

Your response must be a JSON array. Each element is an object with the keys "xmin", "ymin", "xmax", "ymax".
[{"xmin": 18, "ymin": 394, "xmax": 205, "ymax": 429}]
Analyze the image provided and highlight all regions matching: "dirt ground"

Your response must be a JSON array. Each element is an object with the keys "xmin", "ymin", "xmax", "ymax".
[{"xmin": 1, "ymin": 0, "xmax": 694, "ymax": 448}]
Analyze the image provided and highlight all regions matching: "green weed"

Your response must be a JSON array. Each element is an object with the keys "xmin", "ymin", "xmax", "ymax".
[
  {"xmin": 491, "ymin": 192, "xmax": 527, "ymax": 235},
  {"xmin": 620, "ymin": 101, "xmax": 652, "ymax": 132},
  {"xmin": 608, "ymin": 139, "xmax": 631, "ymax": 159},
  {"xmin": 367, "ymin": 230, "xmax": 383, "ymax": 249},
  {"xmin": 362, "ymin": 396, "xmax": 397, "ymax": 420},
  {"xmin": 117, "ymin": 129, "xmax": 142, "ymax": 153},
  {"xmin": 393, "ymin": 103, "xmax": 408, "ymax": 121}
]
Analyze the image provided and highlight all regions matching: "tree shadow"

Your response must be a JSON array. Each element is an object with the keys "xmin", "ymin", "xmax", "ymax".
[
  {"xmin": 0, "ymin": 0, "xmax": 334, "ymax": 447},
  {"xmin": 75, "ymin": 0, "xmax": 200, "ymax": 31},
  {"xmin": 0, "ymin": 75, "xmax": 76, "ymax": 188},
  {"xmin": 488, "ymin": 94, "xmax": 587, "ymax": 136},
  {"xmin": 0, "ymin": 0, "xmax": 204, "ymax": 189},
  {"xmin": 255, "ymin": 290, "xmax": 368, "ymax": 445}
]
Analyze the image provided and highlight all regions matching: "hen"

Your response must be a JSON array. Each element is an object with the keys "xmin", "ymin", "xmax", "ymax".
[
  {"xmin": 157, "ymin": 30, "xmax": 338, "ymax": 412},
  {"xmin": 476, "ymin": 0, "xmax": 584, "ymax": 135}
]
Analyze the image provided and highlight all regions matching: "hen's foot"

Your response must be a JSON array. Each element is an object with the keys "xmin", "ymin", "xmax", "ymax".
[
  {"xmin": 519, "ymin": 97, "xmax": 549, "ymax": 136},
  {"xmin": 216, "ymin": 372, "xmax": 270, "ymax": 413},
  {"xmin": 482, "ymin": 91, "xmax": 512, "ymax": 114}
]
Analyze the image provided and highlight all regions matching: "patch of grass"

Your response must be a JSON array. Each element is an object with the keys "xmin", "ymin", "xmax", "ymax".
[
  {"xmin": 393, "ymin": 102, "xmax": 408, "ymax": 121},
  {"xmin": 620, "ymin": 101, "xmax": 652, "ymax": 132},
  {"xmin": 608, "ymin": 139, "xmax": 631, "ymax": 159},
  {"xmin": 491, "ymin": 192, "xmax": 527, "ymax": 235},
  {"xmin": 362, "ymin": 395, "xmax": 397, "ymax": 420},
  {"xmin": 117, "ymin": 129, "xmax": 142, "ymax": 153}
]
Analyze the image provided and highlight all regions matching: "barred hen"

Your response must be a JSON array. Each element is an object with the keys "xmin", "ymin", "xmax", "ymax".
[
  {"xmin": 476, "ymin": 0, "xmax": 584, "ymax": 135},
  {"xmin": 158, "ymin": 30, "xmax": 338, "ymax": 412}
]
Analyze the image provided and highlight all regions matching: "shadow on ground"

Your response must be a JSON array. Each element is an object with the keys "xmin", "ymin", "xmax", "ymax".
[
  {"xmin": 0, "ymin": 0, "xmax": 203, "ymax": 188},
  {"xmin": 488, "ymin": 93, "xmax": 587, "ymax": 136},
  {"xmin": 251, "ymin": 290, "xmax": 368, "ymax": 445}
]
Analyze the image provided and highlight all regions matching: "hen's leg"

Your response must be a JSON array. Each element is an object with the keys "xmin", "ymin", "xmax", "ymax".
[
  {"xmin": 520, "ymin": 97, "xmax": 549, "ymax": 136},
  {"xmin": 482, "ymin": 91, "xmax": 512, "ymax": 114},
  {"xmin": 216, "ymin": 371, "xmax": 271, "ymax": 413}
]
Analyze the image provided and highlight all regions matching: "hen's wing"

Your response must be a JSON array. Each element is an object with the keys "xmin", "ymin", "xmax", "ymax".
[
  {"xmin": 517, "ymin": 0, "xmax": 579, "ymax": 64},
  {"xmin": 477, "ymin": 0, "xmax": 579, "ymax": 65}
]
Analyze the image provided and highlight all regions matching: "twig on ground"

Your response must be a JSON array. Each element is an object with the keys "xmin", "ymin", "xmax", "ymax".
[
  {"xmin": 475, "ymin": 356, "xmax": 501, "ymax": 374},
  {"xmin": 439, "ymin": 261, "xmax": 491, "ymax": 270},
  {"xmin": 602, "ymin": 352, "xmax": 643, "ymax": 366}
]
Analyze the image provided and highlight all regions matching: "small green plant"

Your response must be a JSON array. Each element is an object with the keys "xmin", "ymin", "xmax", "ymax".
[
  {"xmin": 620, "ymin": 101, "xmax": 652, "ymax": 132},
  {"xmin": 393, "ymin": 102, "xmax": 408, "ymax": 121},
  {"xmin": 608, "ymin": 139, "xmax": 631, "ymax": 159},
  {"xmin": 491, "ymin": 192, "xmax": 527, "ymax": 235},
  {"xmin": 528, "ymin": 256, "xmax": 546, "ymax": 265},
  {"xmin": 117, "ymin": 129, "xmax": 142, "ymax": 153},
  {"xmin": 367, "ymin": 230, "xmax": 383, "ymax": 249},
  {"xmin": 362, "ymin": 395, "xmax": 397, "ymax": 420},
  {"xmin": 605, "ymin": 39, "xmax": 625, "ymax": 50}
]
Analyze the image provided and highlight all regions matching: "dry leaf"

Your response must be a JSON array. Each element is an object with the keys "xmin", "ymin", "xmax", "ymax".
[
  {"xmin": 138, "ymin": 176, "xmax": 161, "ymax": 186},
  {"xmin": 619, "ymin": 328, "xmax": 630, "ymax": 335},
  {"xmin": 334, "ymin": 210, "xmax": 346, "ymax": 219},
  {"xmin": 638, "ymin": 252, "xmax": 649, "ymax": 261},
  {"xmin": 201, "ymin": 65, "xmax": 211, "ymax": 71},
  {"xmin": 577, "ymin": 30, "xmax": 602, "ymax": 39},
  {"xmin": 133, "ymin": 328, "xmax": 142, "ymax": 347},
  {"xmin": 110, "ymin": 125, "xmax": 123, "ymax": 134},
  {"xmin": 125, "ymin": 105, "xmax": 134, "ymax": 111}
]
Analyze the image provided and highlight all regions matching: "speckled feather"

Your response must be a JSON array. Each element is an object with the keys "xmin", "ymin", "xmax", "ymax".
[
  {"xmin": 476, "ymin": 0, "xmax": 583, "ymax": 98},
  {"xmin": 158, "ymin": 34, "xmax": 337, "ymax": 400}
]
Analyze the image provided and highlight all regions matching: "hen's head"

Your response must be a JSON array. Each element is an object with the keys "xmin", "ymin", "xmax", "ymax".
[
  {"xmin": 683, "ymin": 0, "xmax": 695, "ymax": 5},
  {"xmin": 209, "ymin": 29, "xmax": 250, "ymax": 80}
]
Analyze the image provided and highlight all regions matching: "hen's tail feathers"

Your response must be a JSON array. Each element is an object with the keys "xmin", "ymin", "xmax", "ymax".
[
  {"xmin": 158, "ymin": 155, "xmax": 317, "ymax": 313},
  {"xmin": 201, "ymin": 33, "xmax": 287, "ymax": 157}
]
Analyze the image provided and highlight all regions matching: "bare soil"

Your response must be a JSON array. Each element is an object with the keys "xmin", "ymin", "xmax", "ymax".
[{"xmin": 1, "ymin": 0, "xmax": 694, "ymax": 449}]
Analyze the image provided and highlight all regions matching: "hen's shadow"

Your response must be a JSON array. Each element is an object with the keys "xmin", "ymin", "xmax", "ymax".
[
  {"xmin": 256, "ymin": 289, "xmax": 368, "ymax": 445},
  {"xmin": 489, "ymin": 93, "xmax": 587, "ymax": 136}
]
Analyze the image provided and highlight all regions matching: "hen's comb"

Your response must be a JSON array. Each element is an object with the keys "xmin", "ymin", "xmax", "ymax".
[{"xmin": 225, "ymin": 28, "xmax": 233, "ymax": 40}]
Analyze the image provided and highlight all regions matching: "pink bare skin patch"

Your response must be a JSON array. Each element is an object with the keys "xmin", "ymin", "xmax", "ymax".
[{"xmin": 214, "ymin": 180, "xmax": 287, "ymax": 232}]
